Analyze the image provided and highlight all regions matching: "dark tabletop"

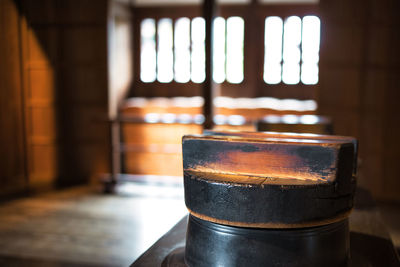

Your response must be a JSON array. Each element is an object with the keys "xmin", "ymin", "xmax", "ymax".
[{"xmin": 131, "ymin": 187, "xmax": 400, "ymax": 267}]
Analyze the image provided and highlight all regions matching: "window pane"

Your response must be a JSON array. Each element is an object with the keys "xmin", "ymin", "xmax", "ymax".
[
  {"xmin": 282, "ymin": 16, "xmax": 301, "ymax": 84},
  {"xmin": 282, "ymin": 62, "xmax": 300, "ymax": 84},
  {"xmin": 264, "ymin": 16, "xmax": 283, "ymax": 84},
  {"xmin": 191, "ymin": 17, "xmax": 205, "ymax": 83},
  {"xmin": 301, "ymin": 16, "xmax": 320, "ymax": 85},
  {"xmin": 283, "ymin": 16, "xmax": 301, "ymax": 64},
  {"xmin": 264, "ymin": 63, "xmax": 282, "ymax": 84},
  {"xmin": 226, "ymin": 16, "xmax": 244, "ymax": 84},
  {"xmin": 301, "ymin": 62, "xmax": 318, "ymax": 84},
  {"xmin": 174, "ymin": 18, "xmax": 191, "ymax": 83},
  {"xmin": 157, "ymin": 18, "xmax": 173, "ymax": 83},
  {"xmin": 302, "ymin": 16, "xmax": 320, "ymax": 64},
  {"xmin": 140, "ymin": 18, "xmax": 156, "ymax": 83},
  {"xmin": 213, "ymin": 17, "xmax": 226, "ymax": 83}
]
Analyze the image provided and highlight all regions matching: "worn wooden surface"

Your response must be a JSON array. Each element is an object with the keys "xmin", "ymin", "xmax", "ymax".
[
  {"xmin": 203, "ymin": 130, "xmax": 358, "ymax": 175},
  {"xmin": 182, "ymin": 133, "xmax": 357, "ymax": 227},
  {"xmin": 132, "ymin": 188, "xmax": 400, "ymax": 266},
  {"xmin": 0, "ymin": 185, "xmax": 187, "ymax": 266},
  {"xmin": 183, "ymin": 134, "xmax": 355, "ymax": 183}
]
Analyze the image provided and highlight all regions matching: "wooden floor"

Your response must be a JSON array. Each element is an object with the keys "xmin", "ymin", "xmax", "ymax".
[
  {"xmin": 0, "ymin": 182, "xmax": 398, "ymax": 266},
  {"xmin": 0, "ymin": 182, "xmax": 187, "ymax": 266},
  {"xmin": 379, "ymin": 202, "xmax": 400, "ymax": 250}
]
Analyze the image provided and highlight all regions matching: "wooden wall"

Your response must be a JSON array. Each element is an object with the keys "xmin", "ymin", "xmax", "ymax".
[
  {"xmin": 1, "ymin": 0, "xmax": 399, "ymax": 202},
  {"xmin": 0, "ymin": 0, "xmax": 114, "ymax": 196},
  {"xmin": 19, "ymin": 0, "xmax": 111, "ymax": 188},
  {"xmin": 319, "ymin": 0, "xmax": 400, "ymax": 202},
  {"xmin": 0, "ymin": 0, "xmax": 28, "ymax": 197}
]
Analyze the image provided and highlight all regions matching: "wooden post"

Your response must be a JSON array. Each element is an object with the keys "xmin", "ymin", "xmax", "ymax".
[{"xmin": 202, "ymin": 0, "xmax": 216, "ymax": 129}]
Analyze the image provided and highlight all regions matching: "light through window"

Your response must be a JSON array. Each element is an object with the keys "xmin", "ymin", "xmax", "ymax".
[
  {"xmin": 191, "ymin": 17, "xmax": 206, "ymax": 83},
  {"xmin": 264, "ymin": 17, "xmax": 283, "ymax": 84},
  {"xmin": 174, "ymin": 18, "xmax": 191, "ymax": 83},
  {"xmin": 264, "ymin": 15, "xmax": 320, "ymax": 85},
  {"xmin": 301, "ymin": 16, "xmax": 320, "ymax": 85},
  {"xmin": 140, "ymin": 19, "xmax": 156, "ymax": 83},
  {"xmin": 140, "ymin": 16, "xmax": 244, "ymax": 84},
  {"xmin": 226, "ymin": 17, "xmax": 244, "ymax": 84},
  {"xmin": 212, "ymin": 17, "xmax": 226, "ymax": 83},
  {"xmin": 157, "ymin": 18, "xmax": 174, "ymax": 83}
]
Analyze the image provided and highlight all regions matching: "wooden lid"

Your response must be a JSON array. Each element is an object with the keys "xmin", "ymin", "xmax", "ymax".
[{"xmin": 182, "ymin": 132, "xmax": 357, "ymax": 228}]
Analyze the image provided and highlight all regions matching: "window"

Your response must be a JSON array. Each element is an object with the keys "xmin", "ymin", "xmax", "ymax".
[
  {"xmin": 134, "ymin": 3, "xmax": 321, "ymax": 99},
  {"xmin": 264, "ymin": 15, "xmax": 320, "ymax": 85},
  {"xmin": 140, "ymin": 16, "xmax": 245, "ymax": 84}
]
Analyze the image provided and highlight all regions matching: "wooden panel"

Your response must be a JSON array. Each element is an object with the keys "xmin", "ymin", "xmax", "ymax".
[
  {"xmin": 320, "ymin": 25, "xmax": 364, "ymax": 65},
  {"xmin": 22, "ymin": 0, "xmax": 107, "ymax": 24},
  {"xmin": 320, "ymin": 0, "xmax": 366, "ymax": 25},
  {"xmin": 124, "ymin": 152, "xmax": 183, "ymax": 176},
  {"xmin": 19, "ymin": 0, "xmax": 110, "ymax": 189},
  {"xmin": 30, "ymin": 145, "xmax": 58, "ymax": 183},
  {"xmin": 67, "ymin": 106, "xmax": 109, "ymax": 142},
  {"xmin": 122, "ymin": 106, "xmax": 202, "ymax": 116},
  {"xmin": 357, "ymin": 153, "xmax": 383, "ymax": 197},
  {"xmin": 30, "ymin": 106, "xmax": 56, "ymax": 138},
  {"xmin": 359, "ymin": 112, "xmax": 384, "ymax": 154},
  {"xmin": 27, "ymin": 27, "xmax": 57, "ymax": 63},
  {"xmin": 53, "ymin": 0, "xmax": 107, "ymax": 24},
  {"xmin": 367, "ymin": 26, "xmax": 391, "ymax": 66},
  {"xmin": 60, "ymin": 27, "xmax": 107, "ymax": 64},
  {"xmin": 370, "ymin": 0, "xmax": 400, "ymax": 25},
  {"xmin": 0, "ymin": 0, "xmax": 27, "ymax": 195},
  {"xmin": 28, "ymin": 68, "xmax": 55, "ymax": 100},
  {"xmin": 60, "ymin": 67, "xmax": 108, "ymax": 105},
  {"xmin": 363, "ymin": 69, "xmax": 387, "ymax": 111},
  {"xmin": 319, "ymin": 0, "xmax": 400, "ymax": 202},
  {"xmin": 319, "ymin": 68, "xmax": 361, "ymax": 109},
  {"xmin": 122, "ymin": 123, "xmax": 202, "ymax": 145}
]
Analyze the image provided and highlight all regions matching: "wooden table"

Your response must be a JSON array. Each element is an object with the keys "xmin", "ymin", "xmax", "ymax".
[{"xmin": 131, "ymin": 187, "xmax": 400, "ymax": 267}]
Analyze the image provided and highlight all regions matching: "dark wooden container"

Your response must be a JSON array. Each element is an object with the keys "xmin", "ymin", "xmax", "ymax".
[
  {"xmin": 185, "ymin": 215, "xmax": 350, "ymax": 267},
  {"xmin": 182, "ymin": 131, "xmax": 357, "ymax": 266}
]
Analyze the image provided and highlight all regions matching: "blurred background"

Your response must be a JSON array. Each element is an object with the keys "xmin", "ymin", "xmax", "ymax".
[{"xmin": 0, "ymin": 0, "xmax": 399, "ymax": 266}]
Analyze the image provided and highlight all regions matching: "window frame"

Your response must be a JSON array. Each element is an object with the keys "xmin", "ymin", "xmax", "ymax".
[{"xmin": 131, "ymin": 3, "xmax": 321, "ymax": 100}]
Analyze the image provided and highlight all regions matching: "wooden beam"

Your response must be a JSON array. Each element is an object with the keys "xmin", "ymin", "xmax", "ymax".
[{"xmin": 202, "ymin": 0, "xmax": 216, "ymax": 129}]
